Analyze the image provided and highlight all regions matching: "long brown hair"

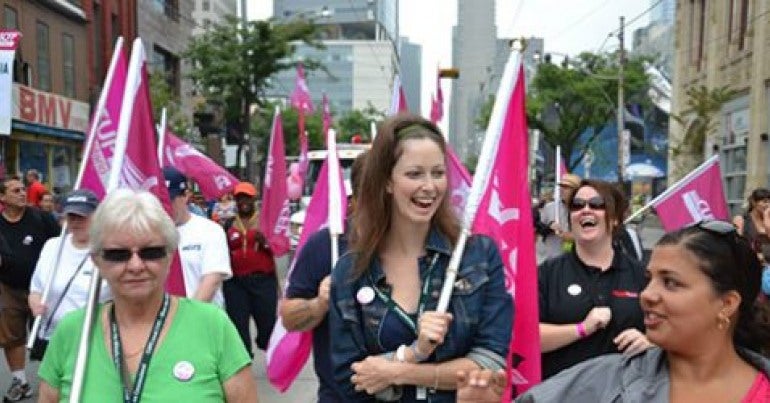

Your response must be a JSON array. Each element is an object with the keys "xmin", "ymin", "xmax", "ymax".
[{"xmin": 349, "ymin": 113, "xmax": 460, "ymax": 279}]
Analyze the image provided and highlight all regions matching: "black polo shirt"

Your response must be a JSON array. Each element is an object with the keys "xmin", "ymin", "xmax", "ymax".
[{"xmin": 538, "ymin": 246, "xmax": 647, "ymax": 379}]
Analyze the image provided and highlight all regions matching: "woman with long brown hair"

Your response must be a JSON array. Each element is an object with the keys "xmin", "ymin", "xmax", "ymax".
[{"xmin": 328, "ymin": 113, "xmax": 512, "ymax": 402}]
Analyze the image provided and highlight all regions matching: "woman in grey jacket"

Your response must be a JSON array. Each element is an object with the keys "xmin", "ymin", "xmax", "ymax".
[{"xmin": 458, "ymin": 220, "xmax": 770, "ymax": 402}]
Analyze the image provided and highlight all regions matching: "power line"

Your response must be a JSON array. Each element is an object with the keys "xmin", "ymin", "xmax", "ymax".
[{"xmin": 609, "ymin": 0, "xmax": 663, "ymax": 36}]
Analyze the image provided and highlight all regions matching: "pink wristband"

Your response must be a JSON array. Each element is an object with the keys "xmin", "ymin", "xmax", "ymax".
[{"xmin": 576, "ymin": 322, "xmax": 588, "ymax": 338}]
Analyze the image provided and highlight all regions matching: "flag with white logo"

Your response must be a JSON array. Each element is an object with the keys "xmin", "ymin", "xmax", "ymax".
[
  {"xmin": 652, "ymin": 155, "xmax": 729, "ymax": 231},
  {"xmin": 259, "ymin": 108, "xmax": 291, "ymax": 257},
  {"xmin": 161, "ymin": 130, "xmax": 238, "ymax": 200}
]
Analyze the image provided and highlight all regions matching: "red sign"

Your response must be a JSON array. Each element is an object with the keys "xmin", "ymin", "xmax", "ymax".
[
  {"xmin": 0, "ymin": 30, "xmax": 22, "ymax": 51},
  {"xmin": 12, "ymin": 84, "xmax": 89, "ymax": 133}
]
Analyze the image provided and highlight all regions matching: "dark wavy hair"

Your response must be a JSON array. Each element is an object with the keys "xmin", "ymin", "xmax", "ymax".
[
  {"xmin": 349, "ymin": 113, "xmax": 460, "ymax": 279},
  {"xmin": 566, "ymin": 179, "xmax": 624, "ymax": 236},
  {"xmin": 656, "ymin": 224, "xmax": 770, "ymax": 352}
]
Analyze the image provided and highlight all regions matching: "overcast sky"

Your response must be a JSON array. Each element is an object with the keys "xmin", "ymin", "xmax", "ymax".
[{"xmin": 248, "ymin": 0, "xmax": 652, "ymax": 121}]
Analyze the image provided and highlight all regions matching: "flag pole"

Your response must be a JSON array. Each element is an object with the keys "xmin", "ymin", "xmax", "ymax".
[
  {"xmin": 157, "ymin": 107, "xmax": 167, "ymax": 165},
  {"xmin": 26, "ymin": 36, "xmax": 125, "ymax": 350},
  {"xmin": 554, "ymin": 145, "xmax": 562, "ymax": 226},
  {"xmin": 70, "ymin": 37, "xmax": 144, "ymax": 403},
  {"xmin": 436, "ymin": 50, "xmax": 522, "ymax": 313},
  {"xmin": 327, "ymin": 129, "xmax": 343, "ymax": 266},
  {"xmin": 624, "ymin": 154, "xmax": 720, "ymax": 224}
]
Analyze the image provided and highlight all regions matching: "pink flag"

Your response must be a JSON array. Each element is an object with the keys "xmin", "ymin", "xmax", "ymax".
[
  {"xmin": 161, "ymin": 130, "xmax": 238, "ymax": 200},
  {"xmin": 559, "ymin": 157, "xmax": 569, "ymax": 176},
  {"xmin": 447, "ymin": 147, "xmax": 472, "ymax": 216},
  {"xmin": 389, "ymin": 74, "xmax": 408, "ymax": 115},
  {"xmin": 80, "ymin": 47, "xmax": 128, "ymax": 198},
  {"xmin": 322, "ymin": 93, "xmax": 332, "ymax": 137},
  {"xmin": 652, "ymin": 155, "xmax": 728, "ymax": 231},
  {"xmin": 430, "ymin": 68, "xmax": 444, "ymax": 123},
  {"xmin": 471, "ymin": 62, "xmax": 540, "ymax": 397},
  {"xmin": 87, "ymin": 39, "xmax": 186, "ymax": 297},
  {"xmin": 290, "ymin": 63, "xmax": 313, "ymax": 178},
  {"xmin": 259, "ymin": 109, "xmax": 291, "ymax": 257},
  {"xmin": 266, "ymin": 155, "xmax": 346, "ymax": 391}
]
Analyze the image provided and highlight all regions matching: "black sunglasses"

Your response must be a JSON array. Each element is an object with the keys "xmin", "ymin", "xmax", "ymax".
[
  {"xmin": 569, "ymin": 196, "xmax": 606, "ymax": 212},
  {"xmin": 101, "ymin": 246, "xmax": 168, "ymax": 263}
]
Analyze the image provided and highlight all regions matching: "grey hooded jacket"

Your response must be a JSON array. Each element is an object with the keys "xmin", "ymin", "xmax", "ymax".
[{"xmin": 516, "ymin": 347, "xmax": 770, "ymax": 403}]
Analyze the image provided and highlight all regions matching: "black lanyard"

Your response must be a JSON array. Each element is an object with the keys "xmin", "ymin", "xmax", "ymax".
[
  {"xmin": 43, "ymin": 255, "xmax": 89, "ymax": 334},
  {"xmin": 370, "ymin": 253, "xmax": 440, "ymax": 335},
  {"xmin": 110, "ymin": 293, "xmax": 170, "ymax": 403}
]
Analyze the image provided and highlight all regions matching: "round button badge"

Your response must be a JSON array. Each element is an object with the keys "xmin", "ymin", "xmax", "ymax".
[
  {"xmin": 356, "ymin": 286, "xmax": 375, "ymax": 305},
  {"xmin": 173, "ymin": 361, "xmax": 195, "ymax": 382},
  {"xmin": 567, "ymin": 284, "xmax": 582, "ymax": 296}
]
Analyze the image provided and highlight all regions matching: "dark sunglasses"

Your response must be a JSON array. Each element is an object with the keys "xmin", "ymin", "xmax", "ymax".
[
  {"xmin": 569, "ymin": 196, "xmax": 606, "ymax": 212},
  {"xmin": 101, "ymin": 246, "xmax": 168, "ymax": 263}
]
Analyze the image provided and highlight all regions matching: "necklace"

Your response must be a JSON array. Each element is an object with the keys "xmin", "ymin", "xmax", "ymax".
[{"xmin": 234, "ymin": 213, "xmax": 258, "ymax": 252}]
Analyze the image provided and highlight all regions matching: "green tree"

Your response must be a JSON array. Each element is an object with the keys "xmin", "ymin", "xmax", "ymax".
[
  {"xmin": 670, "ymin": 85, "xmax": 738, "ymax": 179},
  {"xmin": 148, "ymin": 72, "xmax": 193, "ymax": 140},
  {"xmin": 525, "ymin": 51, "xmax": 651, "ymax": 172},
  {"xmin": 336, "ymin": 103, "xmax": 384, "ymax": 142},
  {"xmin": 184, "ymin": 15, "xmax": 322, "ymax": 176}
]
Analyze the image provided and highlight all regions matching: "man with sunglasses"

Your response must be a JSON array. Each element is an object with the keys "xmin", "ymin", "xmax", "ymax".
[
  {"xmin": 0, "ymin": 175, "xmax": 59, "ymax": 401},
  {"xmin": 540, "ymin": 173, "xmax": 582, "ymax": 259},
  {"xmin": 163, "ymin": 167, "xmax": 232, "ymax": 308}
]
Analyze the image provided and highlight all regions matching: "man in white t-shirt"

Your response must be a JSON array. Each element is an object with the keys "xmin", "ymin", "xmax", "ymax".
[{"xmin": 164, "ymin": 167, "xmax": 232, "ymax": 307}]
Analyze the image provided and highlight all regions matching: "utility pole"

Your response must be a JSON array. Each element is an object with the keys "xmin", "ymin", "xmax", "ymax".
[{"xmin": 617, "ymin": 16, "xmax": 626, "ymax": 188}]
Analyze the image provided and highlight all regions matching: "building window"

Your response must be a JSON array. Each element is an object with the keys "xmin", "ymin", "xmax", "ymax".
[
  {"xmin": 696, "ymin": 0, "xmax": 706, "ymax": 70},
  {"xmin": 727, "ymin": 0, "xmax": 734, "ymax": 45},
  {"xmin": 153, "ymin": 0, "xmax": 179, "ymax": 21},
  {"xmin": 3, "ymin": 5, "xmax": 18, "ymax": 29},
  {"xmin": 738, "ymin": 0, "xmax": 749, "ymax": 50},
  {"xmin": 62, "ymin": 34, "xmax": 75, "ymax": 97},
  {"xmin": 202, "ymin": 0, "xmax": 210, "ymax": 11},
  {"xmin": 36, "ymin": 21, "xmax": 51, "ymax": 91},
  {"xmin": 152, "ymin": 45, "xmax": 180, "ymax": 96},
  {"xmin": 722, "ymin": 107, "xmax": 749, "ymax": 215}
]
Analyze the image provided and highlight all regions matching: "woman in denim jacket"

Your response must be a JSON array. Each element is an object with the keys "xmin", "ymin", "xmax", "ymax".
[{"xmin": 329, "ymin": 114, "xmax": 513, "ymax": 402}]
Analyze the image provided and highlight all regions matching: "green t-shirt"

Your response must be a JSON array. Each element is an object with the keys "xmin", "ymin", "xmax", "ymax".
[{"xmin": 39, "ymin": 298, "xmax": 251, "ymax": 402}]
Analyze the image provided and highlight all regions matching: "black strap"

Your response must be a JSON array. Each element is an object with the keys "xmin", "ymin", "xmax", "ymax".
[
  {"xmin": 110, "ymin": 294, "xmax": 171, "ymax": 403},
  {"xmin": 370, "ymin": 253, "xmax": 440, "ymax": 335},
  {"xmin": 42, "ymin": 254, "xmax": 90, "ymax": 334}
]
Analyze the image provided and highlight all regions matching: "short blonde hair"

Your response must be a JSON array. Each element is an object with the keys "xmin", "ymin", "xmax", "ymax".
[{"xmin": 89, "ymin": 189, "xmax": 179, "ymax": 254}]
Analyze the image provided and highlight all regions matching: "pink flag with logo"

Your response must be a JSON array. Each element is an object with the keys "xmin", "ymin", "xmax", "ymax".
[
  {"xmin": 652, "ymin": 155, "xmax": 728, "ymax": 231},
  {"xmin": 83, "ymin": 39, "xmax": 186, "ymax": 296},
  {"xmin": 259, "ymin": 109, "xmax": 291, "ymax": 257},
  {"xmin": 322, "ymin": 93, "xmax": 332, "ymax": 136},
  {"xmin": 290, "ymin": 63, "xmax": 313, "ymax": 178},
  {"xmin": 447, "ymin": 147, "xmax": 472, "ymax": 215},
  {"xmin": 471, "ymin": 61, "xmax": 540, "ymax": 397},
  {"xmin": 389, "ymin": 74, "xmax": 408, "ymax": 115},
  {"xmin": 430, "ymin": 68, "xmax": 444, "ymax": 123},
  {"xmin": 266, "ymin": 150, "xmax": 346, "ymax": 392},
  {"xmin": 161, "ymin": 130, "xmax": 238, "ymax": 200}
]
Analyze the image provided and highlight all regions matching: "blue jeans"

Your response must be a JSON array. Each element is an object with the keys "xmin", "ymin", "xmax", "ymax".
[{"xmin": 223, "ymin": 273, "xmax": 278, "ymax": 356}]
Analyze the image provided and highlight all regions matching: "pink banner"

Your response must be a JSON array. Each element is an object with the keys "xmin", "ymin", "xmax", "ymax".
[
  {"xmin": 266, "ymin": 156, "xmax": 347, "ymax": 391},
  {"xmin": 80, "ymin": 50, "xmax": 128, "ymax": 198},
  {"xmin": 389, "ymin": 75, "xmax": 408, "ymax": 115},
  {"xmin": 259, "ymin": 110, "xmax": 291, "ymax": 257},
  {"xmin": 0, "ymin": 30, "xmax": 22, "ymax": 51},
  {"xmin": 161, "ymin": 130, "xmax": 238, "ymax": 200},
  {"xmin": 652, "ymin": 156, "xmax": 729, "ymax": 231},
  {"xmin": 471, "ymin": 65, "xmax": 540, "ymax": 397},
  {"xmin": 290, "ymin": 63, "xmax": 313, "ymax": 180},
  {"xmin": 322, "ymin": 93, "xmax": 332, "ymax": 137}
]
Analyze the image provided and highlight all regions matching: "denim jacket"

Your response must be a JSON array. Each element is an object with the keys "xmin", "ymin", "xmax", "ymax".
[{"xmin": 329, "ymin": 228, "xmax": 513, "ymax": 402}]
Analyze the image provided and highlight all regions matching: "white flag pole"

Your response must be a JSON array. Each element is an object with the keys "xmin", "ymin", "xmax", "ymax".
[
  {"xmin": 70, "ymin": 38, "xmax": 145, "ymax": 403},
  {"xmin": 327, "ymin": 128, "xmax": 344, "ymax": 267},
  {"xmin": 26, "ymin": 36, "xmax": 126, "ymax": 350},
  {"xmin": 436, "ymin": 50, "xmax": 522, "ymax": 313},
  {"xmin": 157, "ymin": 107, "xmax": 167, "ymax": 166},
  {"xmin": 554, "ymin": 145, "xmax": 562, "ymax": 226}
]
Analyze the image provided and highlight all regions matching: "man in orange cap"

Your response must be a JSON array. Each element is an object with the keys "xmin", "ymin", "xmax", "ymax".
[
  {"xmin": 222, "ymin": 181, "xmax": 277, "ymax": 356},
  {"xmin": 540, "ymin": 173, "xmax": 581, "ymax": 259}
]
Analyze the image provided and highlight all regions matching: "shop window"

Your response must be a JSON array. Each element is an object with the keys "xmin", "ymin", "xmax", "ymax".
[{"xmin": 36, "ymin": 21, "xmax": 51, "ymax": 91}]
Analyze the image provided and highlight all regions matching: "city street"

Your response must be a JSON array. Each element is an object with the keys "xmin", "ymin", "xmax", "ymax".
[{"xmin": 0, "ymin": 216, "xmax": 665, "ymax": 402}]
